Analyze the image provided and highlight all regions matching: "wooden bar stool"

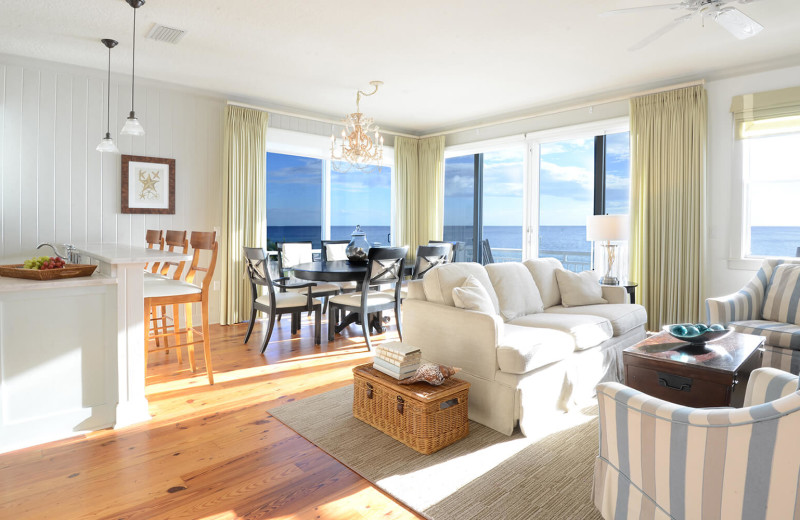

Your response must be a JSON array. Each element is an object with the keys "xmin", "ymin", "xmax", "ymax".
[
  {"xmin": 148, "ymin": 230, "xmax": 189, "ymax": 361},
  {"xmin": 144, "ymin": 231, "xmax": 218, "ymax": 384},
  {"xmin": 145, "ymin": 229, "xmax": 164, "ymax": 274}
]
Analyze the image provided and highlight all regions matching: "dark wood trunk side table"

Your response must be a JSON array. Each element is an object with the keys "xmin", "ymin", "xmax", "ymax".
[{"xmin": 623, "ymin": 331, "xmax": 765, "ymax": 408}]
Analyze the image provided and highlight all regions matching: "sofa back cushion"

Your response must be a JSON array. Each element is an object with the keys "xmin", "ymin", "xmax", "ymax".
[
  {"xmin": 486, "ymin": 262, "xmax": 544, "ymax": 321},
  {"xmin": 423, "ymin": 262, "xmax": 500, "ymax": 314},
  {"xmin": 523, "ymin": 258, "xmax": 564, "ymax": 308},
  {"xmin": 763, "ymin": 264, "xmax": 800, "ymax": 324}
]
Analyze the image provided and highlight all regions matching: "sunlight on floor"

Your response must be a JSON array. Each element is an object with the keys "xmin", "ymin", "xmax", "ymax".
[{"xmin": 197, "ymin": 511, "xmax": 243, "ymax": 520}]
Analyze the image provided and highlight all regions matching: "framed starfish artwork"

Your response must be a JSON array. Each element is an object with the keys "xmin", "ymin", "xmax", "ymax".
[{"xmin": 121, "ymin": 155, "xmax": 176, "ymax": 214}]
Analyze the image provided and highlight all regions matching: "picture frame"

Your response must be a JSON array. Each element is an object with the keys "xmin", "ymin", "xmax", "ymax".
[{"xmin": 121, "ymin": 155, "xmax": 176, "ymax": 214}]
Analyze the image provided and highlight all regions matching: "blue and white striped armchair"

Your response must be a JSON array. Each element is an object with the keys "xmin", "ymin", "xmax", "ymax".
[
  {"xmin": 706, "ymin": 259, "xmax": 800, "ymax": 373},
  {"xmin": 593, "ymin": 368, "xmax": 800, "ymax": 520}
]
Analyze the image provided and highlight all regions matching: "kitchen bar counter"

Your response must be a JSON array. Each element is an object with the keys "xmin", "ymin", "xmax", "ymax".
[{"xmin": 0, "ymin": 244, "xmax": 191, "ymax": 453}]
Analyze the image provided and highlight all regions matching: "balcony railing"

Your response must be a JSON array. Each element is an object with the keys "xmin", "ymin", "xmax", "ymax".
[{"xmin": 490, "ymin": 248, "xmax": 591, "ymax": 273}]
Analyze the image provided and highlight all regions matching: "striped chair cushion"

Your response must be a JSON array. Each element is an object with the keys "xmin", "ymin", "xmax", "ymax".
[
  {"xmin": 731, "ymin": 320, "xmax": 800, "ymax": 349},
  {"xmin": 762, "ymin": 264, "xmax": 800, "ymax": 324}
]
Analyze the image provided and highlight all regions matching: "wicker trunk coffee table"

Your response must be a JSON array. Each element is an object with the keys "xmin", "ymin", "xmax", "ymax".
[{"xmin": 352, "ymin": 363, "xmax": 470, "ymax": 455}]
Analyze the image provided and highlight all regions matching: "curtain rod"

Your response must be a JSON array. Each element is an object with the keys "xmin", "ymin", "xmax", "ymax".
[
  {"xmin": 418, "ymin": 79, "xmax": 706, "ymax": 139},
  {"xmin": 229, "ymin": 79, "xmax": 705, "ymax": 141},
  {"xmin": 226, "ymin": 100, "xmax": 420, "ymax": 139}
]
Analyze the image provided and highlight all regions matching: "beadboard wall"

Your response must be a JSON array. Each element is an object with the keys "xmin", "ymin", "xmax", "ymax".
[{"xmin": 0, "ymin": 56, "xmax": 226, "ymax": 322}]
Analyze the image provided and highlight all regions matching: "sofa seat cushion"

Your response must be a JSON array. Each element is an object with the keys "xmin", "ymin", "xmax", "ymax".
[
  {"xmin": 523, "ymin": 258, "xmax": 563, "ymax": 309},
  {"xmin": 509, "ymin": 313, "xmax": 613, "ymax": 351},
  {"xmin": 496, "ymin": 324, "xmax": 574, "ymax": 374},
  {"xmin": 423, "ymin": 262, "xmax": 500, "ymax": 314},
  {"xmin": 731, "ymin": 320, "xmax": 800, "ymax": 350},
  {"xmin": 486, "ymin": 262, "xmax": 544, "ymax": 321},
  {"xmin": 544, "ymin": 304, "xmax": 647, "ymax": 336}
]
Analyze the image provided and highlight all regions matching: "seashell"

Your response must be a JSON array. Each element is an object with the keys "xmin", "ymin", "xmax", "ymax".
[{"xmin": 399, "ymin": 363, "xmax": 461, "ymax": 386}]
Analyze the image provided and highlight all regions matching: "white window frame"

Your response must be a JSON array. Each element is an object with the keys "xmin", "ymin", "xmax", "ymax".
[
  {"xmin": 729, "ymin": 132, "xmax": 800, "ymax": 270},
  {"xmin": 524, "ymin": 117, "xmax": 630, "ymax": 259},
  {"xmin": 266, "ymin": 128, "xmax": 396, "ymax": 245}
]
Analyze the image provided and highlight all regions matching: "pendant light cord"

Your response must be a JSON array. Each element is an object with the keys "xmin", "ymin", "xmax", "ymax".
[
  {"xmin": 131, "ymin": 6, "xmax": 136, "ymax": 113},
  {"xmin": 107, "ymin": 47, "xmax": 111, "ymax": 134}
]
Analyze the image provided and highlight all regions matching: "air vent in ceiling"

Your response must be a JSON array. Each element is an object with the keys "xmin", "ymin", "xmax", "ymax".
[{"xmin": 146, "ymin": 24, "xmax": 187, "ymax": 44}]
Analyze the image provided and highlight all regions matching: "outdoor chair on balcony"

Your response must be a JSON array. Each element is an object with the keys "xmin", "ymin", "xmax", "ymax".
[{"xmin": 481, "ymin": 238, "xmax": 495, "ymax": 265}]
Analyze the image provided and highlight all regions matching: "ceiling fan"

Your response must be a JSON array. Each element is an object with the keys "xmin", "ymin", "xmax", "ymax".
[{"xmin": 602, "ymin": 0, "xmax": 767, "ymax": 51}]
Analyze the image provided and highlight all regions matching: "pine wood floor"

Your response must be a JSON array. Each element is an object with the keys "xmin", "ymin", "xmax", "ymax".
[{"xmin": 0, "ymin": 313, "xmax": 422, "ymax": 519}]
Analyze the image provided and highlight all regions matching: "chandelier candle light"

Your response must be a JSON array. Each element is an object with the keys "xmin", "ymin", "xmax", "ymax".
[
  {"xmin": 586, "ymin": 214, "xmax": 629, "ymax": 286},
  {"xmin": 120, "ymin": 0, "xmax": 145, "ymax": 136},
  {"xmin": 96, "ymin": 38, "xmax": 119, "ymax": 153},
  {"xmin": 330, "ymin": 81, "xmax": 384, "ymax": 173}
]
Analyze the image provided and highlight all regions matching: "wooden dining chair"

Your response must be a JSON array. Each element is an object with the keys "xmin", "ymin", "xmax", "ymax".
[
  {"xmin": 145, "ymin": 229, "xmax": 164, "ymax": 273},
  {"xmin": 278, "ymin": 241, "xmax": 340, "ymax": 311},
  {"xmin": 144, "ymin": 231, "xmax": 218, "ymax": 384},
  {"xmin": 321, "ymin": 239, "xmax": 357, "ymax": 293},
  {"xmin": 148, "ymin": 230, "xmax": 189, "ymax": 360},
  {"xmin": 328, "ymin": 246, "xmax": 408, "ymax": 351},
  {"xmin": 243, "ymin": 247, "xmax": 321, "ymax": 353}
]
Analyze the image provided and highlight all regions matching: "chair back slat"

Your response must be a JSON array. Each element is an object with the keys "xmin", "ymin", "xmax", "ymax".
[
  {"xmin": 321, "ymin": 240, "xmax": 349, "ymax": 262},
  {"xmin": 413, "ymin": 245, "xmax": 450, "ymax": 280},
  {"xmin": 427, "ymin": 240, "xmax": 454, "ymax": 263},
  {"xmin": 160, "ymin": 230, "xmax": 189, "ymax": 279},
  {"xmin": 278, "ymin": 242, "xmax": 314, "ymax": 271},
  {"xmin": 363, "ymin": 246, "xmax": 408, "ymax": 286},
  {"xmin": 185, "ymin": 231, "xmax": 218, "ymax": 292}
]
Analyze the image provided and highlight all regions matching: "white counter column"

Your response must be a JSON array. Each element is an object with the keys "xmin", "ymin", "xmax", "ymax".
[{"xmin": 75, "ymin": 244, "xmax": 192, "ymax": 428}]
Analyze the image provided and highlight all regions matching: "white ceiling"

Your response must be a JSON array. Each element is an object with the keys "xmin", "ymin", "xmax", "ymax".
[{"xmin": 1, "ymin": 0, "xmax": 800, "ymax": 135}]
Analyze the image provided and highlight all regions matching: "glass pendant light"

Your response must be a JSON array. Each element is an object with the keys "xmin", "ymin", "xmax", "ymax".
[
  {"xmin": 97, "ymin": 38, "xmax": 119, "ymax": 153},
  {"xmin": 121, "ymin": 0, "xmax": 145, "ymax": 136}
]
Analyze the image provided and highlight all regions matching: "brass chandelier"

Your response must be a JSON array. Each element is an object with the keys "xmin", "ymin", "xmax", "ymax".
[{"xmin": 330, "ymin": 81, "xmax": 384, "ymax": 173}]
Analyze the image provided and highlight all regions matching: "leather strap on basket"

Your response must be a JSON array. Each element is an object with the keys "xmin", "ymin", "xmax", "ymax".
[{"xmin": 397, "ymin": 396, "xmax": 404, "ymax": 414}]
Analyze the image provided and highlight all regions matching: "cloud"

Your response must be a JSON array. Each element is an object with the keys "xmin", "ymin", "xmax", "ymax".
[{"xmin": 540, "ymin": 160, "xmax": 593, "ymax": 189}]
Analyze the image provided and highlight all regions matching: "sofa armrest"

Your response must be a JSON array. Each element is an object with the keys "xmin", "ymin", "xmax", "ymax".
[
  {"xmin": 744, "ymin": 367, "xmax": 798, "ymax": 407},
  {"xmin": 601, "ymin": 285, "xmax": 628, "ymax": 304},
  {"xmin": 706, "ymin": 291, "xmax": 754, "ymax": 325},
  {"xmin": 401, "ymin": 299, "xmax": 503, "ymax": 380}
]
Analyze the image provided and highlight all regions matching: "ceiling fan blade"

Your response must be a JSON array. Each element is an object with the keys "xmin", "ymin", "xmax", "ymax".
[
  {"xmin": 714, "ymin": 7, "xmax": 764, "ymax": 39},
  {"xmin": 629, "ymin": 13, "xmax": 694, "ymax": 51},
  {"xmin": 600, "ymin": 3, "xmax": 684, "ymax": 16}
]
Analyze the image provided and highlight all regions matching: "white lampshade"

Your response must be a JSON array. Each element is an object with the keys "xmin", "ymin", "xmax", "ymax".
[
  {"xmin": 587, "ymin": 214, "xmax": 630, "ymax": 241},
  {"xmin": 121, "ymin": 115, "xmax": 145, "ymax": 136},
  {"xmin": 96, "ymin": 136, "xmax": 119, "ymax": 153}
]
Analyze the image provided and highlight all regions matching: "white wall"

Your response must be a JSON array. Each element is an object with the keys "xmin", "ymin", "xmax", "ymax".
[
  {"xmin": 705, "ymin": 64, "xmax": 800, "ymax": 302},
  {"xmin": 0, "ymin": 55, "xmax": 226, "ymax": 322}
]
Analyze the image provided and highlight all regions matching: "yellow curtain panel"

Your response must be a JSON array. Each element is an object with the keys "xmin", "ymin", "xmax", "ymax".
[
  {"xmin": 629, "ymin": 85, "xmax": 707, "ymax": 331},
  {"xmin": 394, "ymin": 135, "xmax": 445, "ymax": 259},
  {"xmin": 220, "ymin": 106, "xmax": 269, "ymax": 325}
]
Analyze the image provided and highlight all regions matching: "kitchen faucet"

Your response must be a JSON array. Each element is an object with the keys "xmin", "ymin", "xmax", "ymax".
[{"xmin": 36, "ymin": 243, "xmax": 81, "ymax": 264}]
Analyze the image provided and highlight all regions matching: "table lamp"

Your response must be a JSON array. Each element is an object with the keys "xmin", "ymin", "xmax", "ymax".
[{"xmin": 587, "ymin": 214, "xmax": 629, "ymax": 285}]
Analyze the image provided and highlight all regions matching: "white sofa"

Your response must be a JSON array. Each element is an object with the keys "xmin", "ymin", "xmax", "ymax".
[{"xmin": 402, "ymin": 259, "xmax": 647, "ymax": 436}]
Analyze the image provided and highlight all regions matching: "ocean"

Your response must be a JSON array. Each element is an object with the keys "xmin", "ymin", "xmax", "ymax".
[{"xmin": 265, "ymin": 225, "xmax": 800, "ymax": 263}]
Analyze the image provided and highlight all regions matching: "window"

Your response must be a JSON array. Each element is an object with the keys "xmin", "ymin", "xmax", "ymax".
[
  {"xmin": 265, "ymin": 129, "xmax": 394, "ymax": 250},
  {"xmin": 536, "ymin": 129, "xmax": 631, "ymax": 272},
  {"xmin": 743, "ymin": 132, "xmax": 800, "ymax": 257},
  {"xmin": 266, "ymin": 152, "xmax": 323, "ymax": 249},
  {"xmin": 442, "ymin": 146, "xmax": 525, "ymax": 262},
  {"xmin": 330, "ymin": 163, "xmax": 392, "ymax": 246}
]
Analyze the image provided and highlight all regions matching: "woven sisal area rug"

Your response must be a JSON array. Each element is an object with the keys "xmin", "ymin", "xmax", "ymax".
[{"xmin": 269, "ymin": 385, "xmax": 603, "ymax": 520}]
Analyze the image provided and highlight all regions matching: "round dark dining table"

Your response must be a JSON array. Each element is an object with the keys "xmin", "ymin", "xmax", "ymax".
[{"xmin": 291, "ymin": 260, "xmax": 411, "ymax": 334}]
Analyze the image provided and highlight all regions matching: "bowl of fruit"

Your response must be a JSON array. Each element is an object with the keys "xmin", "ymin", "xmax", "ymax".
[
  {"xmin": 0, "ymin": 255, "xmax": 96, "ymax": 281},
  {"xmin": 663, "ymin": 323, "xmax": 733, "ymax": 346}
]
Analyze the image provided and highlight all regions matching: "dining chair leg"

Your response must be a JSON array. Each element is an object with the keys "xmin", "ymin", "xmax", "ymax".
[
  {"xmin": 172, "ymin": 304, "xmax": 183, "ymax": 364},
  {"xmin": 261, "ymin": 311, "xmax": 277, "ymax": 354},
  {"xmin": 185, "ymin": 303, "xmax": 197, "ymax": 373},
  {"xmin": 314, "ymin": 305, "xmax": 321, "ymax": 345},
  {"xmin": 291, "ymin": 312, "xmax": 298, "ymax": 335},
  {"xmin": 244, "ymin": 305, "xmax": 257, "ymax": 343},
  {"xmin": 328, "ymin": 304, "xmax": 336, "ymax": 342},
  {"xmin": 395, "ymin": 301, "xmax": 403, "ymax": 341},
  {"xmin": 201, "ymin": 299, "xmax": 214, "ymax": 385},
  {"xmin": 361, "ymin": 311, "xmax": 373, "ymax": 352}
]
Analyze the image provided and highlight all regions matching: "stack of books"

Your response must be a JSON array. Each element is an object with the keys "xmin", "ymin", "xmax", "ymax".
[{"xmin": 372, "ymin": 341, "xmax": 421, "ymax": 380}]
